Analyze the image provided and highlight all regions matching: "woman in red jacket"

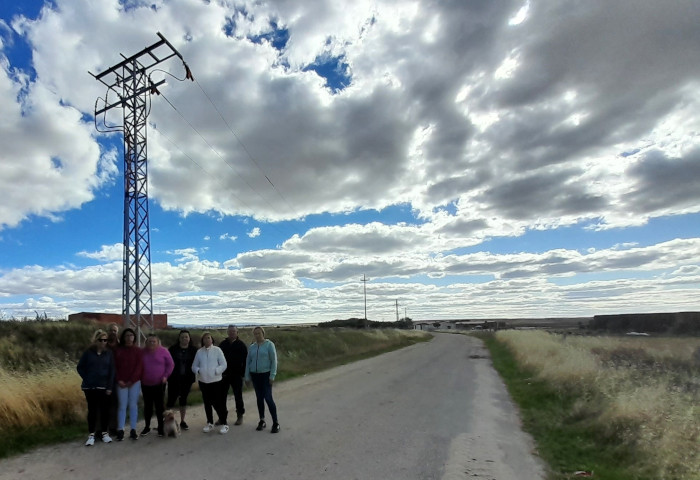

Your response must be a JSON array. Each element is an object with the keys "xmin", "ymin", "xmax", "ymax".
[{"xmin": 114, "ymin": 328, "xmax": 143, "ymax": 441}]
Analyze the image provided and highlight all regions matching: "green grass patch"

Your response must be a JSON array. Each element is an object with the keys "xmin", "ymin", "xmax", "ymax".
[
  {"xmin": 0, "ymin": 423, "xmax": 86, "ymax": 458},
  {"xmin": 480, "ymin": 333, "xmax": 650, "ymax": 480}
]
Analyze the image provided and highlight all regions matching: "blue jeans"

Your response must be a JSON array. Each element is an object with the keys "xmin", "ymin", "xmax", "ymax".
[
  {"xmin": 117, "ymin": 381, "xmax": 141, "ymax": 430},
  {"xmin": 250, "ymin": 372, "xmax": 278, "ymax": 424}
]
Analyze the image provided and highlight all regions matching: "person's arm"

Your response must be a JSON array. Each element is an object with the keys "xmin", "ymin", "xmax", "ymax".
[
  {"xmin": 162, "ymin": 347, "xmax": 174, "ymax": 382},
  {"xmin": 215, "ymin": 347, "xmax": 227, "ymax": 376},
  {"xmin": 76, "ymin": 350, "xmax": 88, "ymax": 379},
  {"xmin": 244, "ymin": 346, "xmax": 251, "ymax": 382},
  {"xmin": 269, "ymin": 342, "xmax": 277, "ymax": 382},
  {"xmin": 135, "ymin": 349, "xmax": 144, "ymax": 384},
  {"xmin": 107, "ymin": 351, "xmax": 115, "ymax": 394},
  {"xmin": 240, "ymin": 342, "xmax": 248, "ymax": 376},
  {"xmin": 191, "ymin": 349, "xmax": 201, "ymax": 376}
]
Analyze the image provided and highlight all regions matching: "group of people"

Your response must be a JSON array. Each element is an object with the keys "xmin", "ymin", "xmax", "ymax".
[{"xmin": 76, "ymin": 323, "xmax": 280, "ymax": 447}]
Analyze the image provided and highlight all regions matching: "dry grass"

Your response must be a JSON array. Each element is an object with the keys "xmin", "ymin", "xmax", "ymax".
[
  {"xmin": 496, "ymin": 330, "xmax": 700, "ymax": 479},
  {"xmin": 0, "ymin": 363, "xmax": 84, "ymax": 430}
]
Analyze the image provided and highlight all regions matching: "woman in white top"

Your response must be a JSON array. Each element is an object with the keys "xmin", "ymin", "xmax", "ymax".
[{"xmin": 191, "ymin": 332, "xmax": 229, "ymax": 434}]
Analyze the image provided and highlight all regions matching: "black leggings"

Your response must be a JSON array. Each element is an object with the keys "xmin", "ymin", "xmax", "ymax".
[
  {"xmin": 199, "ymin": 380, "xmax": 228, "ymax": 425},
  {"xmin": 84, "ymin": 389, "xmax": 110, "ymax": 434},
  {"xmin": 142, "ymin": 383, "xmax": 165, "ymax": 430}
]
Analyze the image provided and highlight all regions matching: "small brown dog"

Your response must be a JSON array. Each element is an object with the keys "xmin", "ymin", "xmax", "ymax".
[{"xmin": 162, "ymin": 410, "xmax": 180, "ymax": 438}]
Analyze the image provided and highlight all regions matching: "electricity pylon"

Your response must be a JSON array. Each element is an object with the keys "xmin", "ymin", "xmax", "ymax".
[{"xmin": 90, "ymin": 33, "xmax": 191, "ymax": 344}]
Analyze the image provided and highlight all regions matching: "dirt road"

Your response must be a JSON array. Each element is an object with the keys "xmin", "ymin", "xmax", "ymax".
[{"xmin": 0, "ymin": 334, "xmax": 545, "ymax": 479}]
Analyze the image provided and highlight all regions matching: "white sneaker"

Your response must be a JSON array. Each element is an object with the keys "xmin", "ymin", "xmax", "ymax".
[
  {"xmin": 101, "ymin": 433, "xmax": 112, "ymax": 443},
  {"xmin": 203, "ymin": 423, "xmax": 214, "ymax": 433},
  {"xmin": 219, "ymin": 424, "xmax": 229, "ymax": 434},
  {"xmin": 85, "ymin": 435, "xmax": 95, "ymax": 446}
]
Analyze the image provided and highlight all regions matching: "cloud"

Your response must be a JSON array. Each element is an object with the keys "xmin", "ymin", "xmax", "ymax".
[
  {"xmin": 3, "ymin": 0, "xmax": 698, "ymax": 236},
  {"xmin": 77, "ymin": 243, "xmax": 122, "ymax": 262},
  {"xmin": 1, "ymin": 236, "xmax": 698, "ymax": 323},
  {"xmin": 2, "ymin": 0, "xmax": 700, "ymax": 323}
]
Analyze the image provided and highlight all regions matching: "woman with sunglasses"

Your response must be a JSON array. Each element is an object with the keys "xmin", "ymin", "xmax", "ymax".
[{"xmin": 77, "ymin": 329, "xmax": 116, "ymax": 446}]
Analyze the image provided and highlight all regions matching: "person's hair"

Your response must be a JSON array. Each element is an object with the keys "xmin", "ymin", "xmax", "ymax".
[
  {"xmin": 108, "ymin": 322, "xmax": 119, "ymax": 331},
  {"xmin": 200, "ymin": 331, "xmax": 215, "ymax": 347},
  {"xmin": 93, "ymin": 329, "xmax": 107, "ymax": 343},
  {"xmin": 228, "ymin": 324, "xmax": 236, "ymax": 329},
  {"xmin": 176, "ymin": 329, "xmax": 192, "ymax": 348},
  {"xmin": 120, "ymin": 328, "xmax": 136, "ymax": 344},
  {"xmin": 253, "ymin": 326, "xmax": 265, "ymax": 337}
]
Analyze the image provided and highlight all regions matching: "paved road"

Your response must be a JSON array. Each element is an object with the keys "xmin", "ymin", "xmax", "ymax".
[{"xmin": 0, "ymin": 334, "xmax": 545, "ymax": 479}]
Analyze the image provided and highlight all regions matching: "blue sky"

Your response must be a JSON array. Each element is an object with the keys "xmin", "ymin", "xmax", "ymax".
[{"xmin": 1, "ymin": 0, "xmax": 699, "ymax": 326}]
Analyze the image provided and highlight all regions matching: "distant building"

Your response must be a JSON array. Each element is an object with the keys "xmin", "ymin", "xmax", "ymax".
[{"xmin": 68, "ymin": 312, "xmax": 168, "ymax": 330}]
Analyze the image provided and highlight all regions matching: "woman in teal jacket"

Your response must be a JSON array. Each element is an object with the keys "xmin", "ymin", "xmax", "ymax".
[{"xmin": 244, "ymin": 326, "xmax": 280, "ymax": 433}]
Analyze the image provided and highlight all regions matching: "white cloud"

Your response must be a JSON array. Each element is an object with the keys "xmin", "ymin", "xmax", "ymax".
[
  {"xmin": 1, "ymin": 0, "xmax": 700, "ymax": 324},
  {"xmin": 77, "ymin": 243, "xmax": 122, "ymax": 262},
  {"xmin": 4, "ymin": 0, "xmax": 699, "ymax": 232},
  {"xmin": 219, "ymin": 233, "xmax": 237, "ymax": 242},
  {"xmin": 1, "ymin": 236, "xmax": 698, "ymax": 323}
]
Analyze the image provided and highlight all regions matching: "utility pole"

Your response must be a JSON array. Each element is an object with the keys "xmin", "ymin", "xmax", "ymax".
[
  {"xmin": 91, "ymin": 33, "xmax": 191, "ymax": 344},
  {"xmin": 395, "ymin": 299, "xmax": 399, "ymax": 322},
  {"xmin": 361, "ymin": 274, "xmax": 369, "ymax": 320}
]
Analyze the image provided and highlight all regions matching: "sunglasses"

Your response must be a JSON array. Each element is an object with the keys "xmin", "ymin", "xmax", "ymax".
[{"xmin": 98, "ymin": 339, "xmax": 108, "ymax": 342}]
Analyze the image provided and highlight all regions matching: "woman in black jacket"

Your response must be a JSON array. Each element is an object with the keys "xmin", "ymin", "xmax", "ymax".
[
  {"xmin": 77, "ymin": 329, "xmax": 115, "ymax": 446},
  {"xmin": 166, "ymin": 330, "xmax": 198, "ymax": 430}
]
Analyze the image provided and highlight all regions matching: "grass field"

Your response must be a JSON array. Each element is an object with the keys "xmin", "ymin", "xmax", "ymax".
[
  {"xmin": 483, "ymin": 330, "xmax": 700, "ymax": 480},
  {"xmin": 0, "ymin": 320, "xmax": 429, "ymax": 458}
]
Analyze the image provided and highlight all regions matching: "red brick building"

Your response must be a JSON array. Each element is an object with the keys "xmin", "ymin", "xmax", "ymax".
[{"xmin": 68, "ymin": 312, "xmax": 168, "ymax": 330}]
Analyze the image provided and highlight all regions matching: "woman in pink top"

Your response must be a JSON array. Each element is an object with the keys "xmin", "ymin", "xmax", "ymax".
[{"xmin": 140, "ymin": 333, "xmax": 174, "ymax": 437}]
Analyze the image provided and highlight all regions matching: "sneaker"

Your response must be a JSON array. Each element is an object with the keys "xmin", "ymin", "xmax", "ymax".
[
  {"xmin": 219, "ymin": 424, "xmax": 229, "ymax": 434},
  {"xmin": 180, "ymin": 421, "xmax": 189, "ymax": 431},
  {"xmin": 116, "ymin": 430, "xmax": 125, "ymax": 441},
  {"xmin": 130, "ymin": 429, "xmax": 138, "ymax": 440},
  {"xmin": 203, "ymin": 423, "xmax": 214, "ymax": 433},
  {"xmin": 85, "ymin": 434, "xmax": 95, "ymax": 447},
  {"xmin": 271, "ymin": 423, "xmax": 280, "ymax": 434},
  {"xmin": 101, "ymin": 432, "xmax": 113, "ymax": 443},
  {"xmin": 256, "ymin": 420, "xmax": 266, "ymax": 431},
  {"xmin": 140, "ymin": 426, "xmax": 151, "ymax": 436},
  {"xmin": 234, "ymin": 415, "xmax": 243, "ymax": 426},
  {"xmin": 157, "ymin": 428, "xmax": 165, "ymax": 437}
]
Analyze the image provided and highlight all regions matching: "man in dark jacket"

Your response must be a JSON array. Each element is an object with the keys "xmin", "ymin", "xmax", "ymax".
[{"xmin": 219, "ymin": 325, "xmax": 248, "ymax": 425}]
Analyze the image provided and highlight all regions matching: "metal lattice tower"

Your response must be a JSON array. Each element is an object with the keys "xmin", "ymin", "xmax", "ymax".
[{"xmin": 91, "ymin": 33, "xmax": 189, "ymax": 344}]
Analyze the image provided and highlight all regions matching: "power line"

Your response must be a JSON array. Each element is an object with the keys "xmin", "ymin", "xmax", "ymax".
[
  {"xmin": 151, "ymin": 104, "xmax": 298, "ymax": 242},
  {"xmin": 151, "ymin": 124, "xmax": 252, "ymax": 212},
  {"xmin": 150, "ymin": 64, "xmax": 298, "ymax": 220},
  {"xmin": 192, "ymin": 78, "xmax": 297, "ymax": 217},
  {"xmin": 158, "ymin": 91, "xmax": 281, "ymax": 215}
]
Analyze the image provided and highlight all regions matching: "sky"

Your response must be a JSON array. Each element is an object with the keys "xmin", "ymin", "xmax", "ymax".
[{"xmin": 0, "ymin": 0, "xmax": 699, "ymax": 326}]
